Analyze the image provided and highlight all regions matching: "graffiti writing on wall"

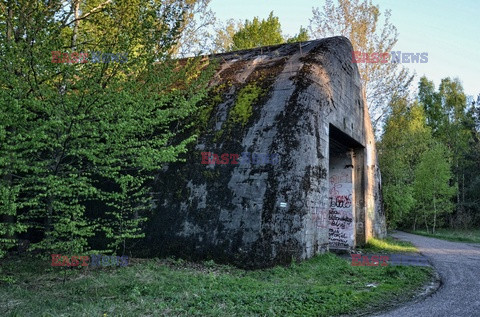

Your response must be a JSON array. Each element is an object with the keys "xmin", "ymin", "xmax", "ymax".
[
  {"xmin": 329, "ymin": 195, "xmax": 352, "ymax": 208},
  {"xmin": 328, "ymin": 169, "xmax": 353, "ymax": 249}
]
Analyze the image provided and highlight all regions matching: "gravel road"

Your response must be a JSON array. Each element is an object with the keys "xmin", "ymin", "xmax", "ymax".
[{"xmin": 375, "ymin": 231, "xmax": 480, "ymax": 317}]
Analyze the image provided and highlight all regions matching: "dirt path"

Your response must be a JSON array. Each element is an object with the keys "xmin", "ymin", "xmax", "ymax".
[{"xmin": 375, "ymin": 231, "xmax": 480, "ymax": 317}]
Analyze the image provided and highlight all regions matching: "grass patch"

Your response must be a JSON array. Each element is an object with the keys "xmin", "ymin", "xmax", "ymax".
[
  {"xmin": 360, "ymin": 237, "xmax": 418, "ymax": 254},
  {"xmin": 0, "ymin": 253, "xmax": 432, "ymax": 316},
  {"xmin": 407, "ymin": 228, "xmax": 480, "ymax": 243}
]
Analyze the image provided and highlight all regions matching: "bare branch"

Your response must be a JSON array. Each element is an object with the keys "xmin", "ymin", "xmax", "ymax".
[{"xmin": 65, "ymin": 0, "xmax": 112, "ymax": 27}]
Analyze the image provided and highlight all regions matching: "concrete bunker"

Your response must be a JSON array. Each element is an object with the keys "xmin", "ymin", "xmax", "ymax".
[{"xmin": 145, "ymin": 36, "xmax": 386, "ymax": 268}]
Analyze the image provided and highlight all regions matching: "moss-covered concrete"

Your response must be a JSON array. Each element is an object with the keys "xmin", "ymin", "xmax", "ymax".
[{"xmin": 144, "ymin": 37, "xmax": 386, "ymax": 268}]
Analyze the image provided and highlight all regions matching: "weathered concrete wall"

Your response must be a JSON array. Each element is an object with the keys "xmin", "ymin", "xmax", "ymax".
[
  {"xmin": 363, "ymin": 99, "xmax": 387, "ymax": 240},
  {"xmin": 145, "ymin": 36, "xmax": 386, "ymax": 268}
]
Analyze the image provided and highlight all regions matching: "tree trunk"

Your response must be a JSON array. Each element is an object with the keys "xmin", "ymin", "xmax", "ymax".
[
  {"xmin": 462, "ymin": 172, "xmax": 466, "ymax": 228},
  {"xmin": 72, "ymin": 0, "xmax": 80, "ymax": 49},
  {"xmin": 6, "ymin": 1, "xmax": 13, "ymax": 41},
  {"xmin": 424, "ymin": 213, "xmax": 429, "ymax": 233},
  {"xmin": 456, "ymin": 170, "xmax": 463, "ymax": 229},
  {"xmin": 1, "ymin": 173, "xmax": 17, "ymax": 244}
]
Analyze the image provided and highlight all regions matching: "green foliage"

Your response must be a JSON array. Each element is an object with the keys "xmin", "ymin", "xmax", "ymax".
[
  {"xmin": 229, "ymin": 83, "xmax": 263, "ymax": 127},
  {"xmin": 382, "ymin": 183, "xmax": 415, "ymax": 229},
  {"xmin": 407, "ymin": 228, "xmax": 480, "ymax": 243},
  {"xmin": 232, "ymin": 12, "xmax": 285, "ymax": 50},
  {"xmin": 0, "ymin": 254, "xmax": 432, "ymax": 316},
  {"xmin": 214, "ymin": 13, "xmax": 309, "ymax": 53},
  {"xmin": 379, "ymin": 99, "xmax": 432, "ymax": 228},
  {"xmin": 417, "ymin": 76, "xmax": 478, "ymax": 228},
  {"xmin": 0, "ymin": 184, "xmax": 26, "ymax": 258},
  {"xmin": 287, "ymin": 27, "xmax": 310, "ymax": 43},
  {"xmin": 381, "ymin": 75, "xmax": 479, "ymax": 231},
  {"xmin": 0, "ymin": 0, "xmax": 213, "ymax": 257},
  {"xmin": 413, "ymin": 142, "xmax": 456, "ymax": 233},
  {"xmin": 418, "ymin": 76, "xmax": 443, "ymax": 133}
]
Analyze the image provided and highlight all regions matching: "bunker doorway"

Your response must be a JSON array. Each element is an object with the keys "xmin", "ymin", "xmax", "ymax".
[{"xmin": 328, "ymin": 124, "xmax": 364, "ymax": 250}]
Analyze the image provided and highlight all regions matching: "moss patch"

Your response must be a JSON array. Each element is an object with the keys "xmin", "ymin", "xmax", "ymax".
[
  {"xmin": 228, "ymin": 83, "xmax": 263, "ymax": 127},
  {"xmin": 196, "ymin": 82, "xmax": 229, "ymax": 132}
]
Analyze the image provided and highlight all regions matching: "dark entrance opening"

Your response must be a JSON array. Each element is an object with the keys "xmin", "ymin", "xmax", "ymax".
[{"xmin": 328, "ymin": 124, "xmax": 364, "ymax": 250}]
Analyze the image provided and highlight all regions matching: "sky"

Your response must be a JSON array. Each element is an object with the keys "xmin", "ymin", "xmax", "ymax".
[{"xmin": 210, "ymin": 0, "xmax": 480, "ymax": 99}]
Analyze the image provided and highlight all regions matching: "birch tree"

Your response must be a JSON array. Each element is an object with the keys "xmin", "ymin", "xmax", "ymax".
[{"xmin": 310, "ymin": 0, "xmax": 414, "ymax": 134}]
